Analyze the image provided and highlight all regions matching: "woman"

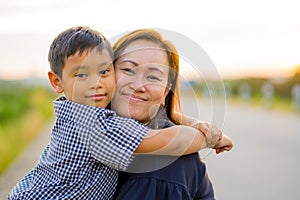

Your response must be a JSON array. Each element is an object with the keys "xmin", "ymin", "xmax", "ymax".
[{"xmin": 111, "ymin": 29, "xmax": 232, "ymax": 199}]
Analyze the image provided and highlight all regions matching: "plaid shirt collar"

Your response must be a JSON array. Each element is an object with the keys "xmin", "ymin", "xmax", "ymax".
[{"xmin": 54, "ymin": 96, "xmax": 116, "ymax": 129}]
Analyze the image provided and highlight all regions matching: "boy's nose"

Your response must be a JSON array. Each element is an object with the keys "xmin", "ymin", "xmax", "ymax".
[{"xmin": 91, "ymin": 76, "xmax": 103, "ymax": 89}]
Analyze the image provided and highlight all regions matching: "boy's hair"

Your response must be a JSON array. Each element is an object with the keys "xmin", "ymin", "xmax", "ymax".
[{"xmin": 48, "ymin": 26, "xmax": 113, "ymax": 79}]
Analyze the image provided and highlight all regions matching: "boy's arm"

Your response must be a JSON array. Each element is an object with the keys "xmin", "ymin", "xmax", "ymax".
[
  {"xmin": 176, "ymin": 113, "xmax": 224, "ymax": 148},
  {"xmin": 135, "ymin": 125, "xmax": 208, "ymax": 156},
  {"xmin": 90, "ymin": 109, "xmax": 226, "ymax": 170},
  {"xmin": 135, "ymin": 126, "xmax": 233, "ymax": 156},
  {"xmin": 213, "ymin": 133, "xmax": 233, "ymax": 154},
  {"xmin": 90, "ymin": 115, "xmax": 208, "ymax": 170},
  {"xmin": 179, "ymin": 114, "xmax": 234, "ymax": 154}
]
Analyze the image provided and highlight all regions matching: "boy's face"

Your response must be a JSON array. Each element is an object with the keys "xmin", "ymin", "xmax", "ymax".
[{"xmin": 50, "ymin": 47, "xmax": 115, "ymax": 108}]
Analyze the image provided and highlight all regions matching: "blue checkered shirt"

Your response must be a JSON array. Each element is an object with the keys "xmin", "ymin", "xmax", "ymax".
[{"xmin": 8, "ymin": 97, "xmax": 148, "ymax": 200}]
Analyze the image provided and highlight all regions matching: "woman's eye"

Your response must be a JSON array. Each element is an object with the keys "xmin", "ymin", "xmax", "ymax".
[
  {"xmin": 148, "ymin": 76, "xmax": 159, "ymax": 81},
  {"xmin": 147, "ymin": 75, "xmax": 162, "ymax": 82},
  {"xmin": 122, "ymin": 68, "xmax": 135, "ymax": 75}
]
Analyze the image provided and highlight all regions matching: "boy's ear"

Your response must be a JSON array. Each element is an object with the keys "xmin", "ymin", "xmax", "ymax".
[{"xmin": 48, "ymin": 71, "xmax": 64, "ymax": 93}]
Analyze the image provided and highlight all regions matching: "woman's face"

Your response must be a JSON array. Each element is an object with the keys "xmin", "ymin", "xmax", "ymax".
[{"xmin": 111, "ymin": 40, "xmax": 170, "ymax": 124}]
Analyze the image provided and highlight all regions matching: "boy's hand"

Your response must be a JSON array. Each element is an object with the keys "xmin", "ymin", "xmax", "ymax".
[
  {"xmin": 213, "ymin": 133, "xmax": 233, "ymax": 154},
  {"xmin": 192, "ymin": 121, "xmax": 222, "ymax": 148}
]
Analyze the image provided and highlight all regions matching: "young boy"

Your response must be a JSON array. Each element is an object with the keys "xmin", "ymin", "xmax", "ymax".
[{"xmin": 8, "ymin": 26, "xmax": 225, "ymax": 199}]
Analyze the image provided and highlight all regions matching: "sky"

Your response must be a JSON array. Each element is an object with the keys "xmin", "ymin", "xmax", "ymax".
[{"xmin": 0, "ymin": 0, "xmax": 300, "ymax": 80}]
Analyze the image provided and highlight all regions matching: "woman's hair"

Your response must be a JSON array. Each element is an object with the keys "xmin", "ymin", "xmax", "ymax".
[{"xmin": 113, "ymin": 29, "xmax": 182, "ymax": 125}]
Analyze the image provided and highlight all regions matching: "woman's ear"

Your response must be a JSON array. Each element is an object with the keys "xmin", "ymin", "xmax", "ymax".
[
  {"xmin": 161, "ymin": 86, "xmax": 171, "ymax": 106},
  {"xmin": 163, "ymin": 87, "xmax": 170, "ymax": 98},
  {"xmin": 164, "ymin": 83, "xmax": 172, "ymax": 97},
  {"xmin": 48, "ymin": 71, "xmax": 64, "ymax": 93}
]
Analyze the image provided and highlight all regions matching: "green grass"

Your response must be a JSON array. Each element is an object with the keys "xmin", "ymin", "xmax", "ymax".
[
  {"xmin": 184, "ymin": 88, "xmax": 300, "ymax": 114},
  {"xmin": 0, "ymin": 84, "xmax": 57, "ymax": 175},
  {"xmin": 227, "ymin": 94, "xmax": 299, "ymax": 114}
]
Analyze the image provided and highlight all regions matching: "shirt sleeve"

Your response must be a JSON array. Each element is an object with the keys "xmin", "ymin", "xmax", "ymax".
[
  {"xmin": 89, "ymin": 112, "xmax": 149, "ymax": 171},
  {"xmin": 8, "ymin": 145, "xmax": 50, "ymax": 198},
  {"xmin": 54, "ymin": 99, "xmax": 149, "ymax": 171},
  {"xmin": 8, "ymin": 169, "xmax": 34, "ymax": 199}
]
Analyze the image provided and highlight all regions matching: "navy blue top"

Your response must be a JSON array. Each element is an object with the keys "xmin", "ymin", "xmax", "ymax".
[{"xmin": 114, "ymin": 109, "xmax": 215, "ymax": 200}]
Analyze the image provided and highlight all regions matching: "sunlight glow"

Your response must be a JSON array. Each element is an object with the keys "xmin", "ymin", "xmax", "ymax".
[{"xmin": 0, "ymin": 0, "xmax": 299, "ymax": 80}]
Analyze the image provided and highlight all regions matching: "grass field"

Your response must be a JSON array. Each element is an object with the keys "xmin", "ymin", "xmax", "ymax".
[
  {"xmin": 227, "ymin": 94, "xmax": 299, "ymax": 114},
  {"xmin": 0, "ymin": 83, "xmax": 57, "ymax": 175}
]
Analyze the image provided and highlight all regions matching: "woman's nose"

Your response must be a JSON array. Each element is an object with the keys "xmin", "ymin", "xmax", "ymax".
[{"xmin": 129, "ymin": 75, "xmax": 146, "ymax": 92}]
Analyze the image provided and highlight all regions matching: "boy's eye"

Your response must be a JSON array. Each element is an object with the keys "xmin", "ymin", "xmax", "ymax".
[
  {"xmin": 99, "ymin": 69, "xmax": 110, "ymax": 75},
  {"xmin": 75, "ymin": 73, "xmax": 87, "ymax": 78}
]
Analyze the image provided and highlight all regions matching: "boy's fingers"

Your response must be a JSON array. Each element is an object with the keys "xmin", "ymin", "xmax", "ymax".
[{"xmin": 193, "ymin": 122, "xmax": 212, "ymax": 145}]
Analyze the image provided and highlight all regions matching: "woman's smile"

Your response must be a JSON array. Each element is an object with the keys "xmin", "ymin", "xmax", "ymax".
[{"xmin": 122, "ymin": 92, "xmax": 148, "ymax": 103}]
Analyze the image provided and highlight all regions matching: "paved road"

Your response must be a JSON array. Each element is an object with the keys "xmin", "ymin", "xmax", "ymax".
[
  {"xmin": 181, "ymin": 97, "xmax": 300, "ymax": 200},
  {"xmin": 1, "ymin": 99, "xmax": 299, "ymax": 200},
  {"xmin": 0, "ymin": 122, "xmax": 52, "ymax": 199}
]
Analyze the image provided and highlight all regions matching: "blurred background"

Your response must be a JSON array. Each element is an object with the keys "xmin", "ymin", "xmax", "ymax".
[{"xmin": 0, "ymin": 0, "xmax": 300, "ymax": 199}]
